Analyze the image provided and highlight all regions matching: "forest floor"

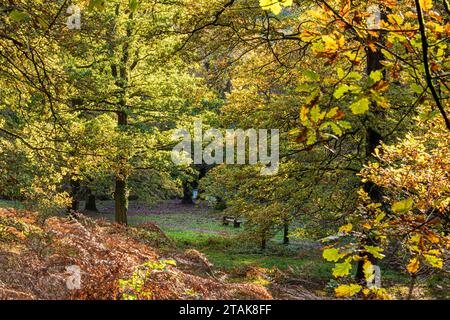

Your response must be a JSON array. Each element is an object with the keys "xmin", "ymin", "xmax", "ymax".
[
  {"xmin": 0, "ymin": 199, "xmax": 447, "ymax": 299},
  {"xmin": 0, "ymin": 204, "xmax": 272, "ymax": 300},
  {"xmin": 80, "ymin": 200, "xmax": 329, "ymax": 299},
  {"xmin": 79, "ymin": 200, "xmax": 447, "ymax": 299}
]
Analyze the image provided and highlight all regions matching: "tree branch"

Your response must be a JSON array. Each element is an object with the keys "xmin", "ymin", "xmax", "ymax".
[{"xmin": 414, "ymin": 0, "xmax": 450, "ymax": 131}]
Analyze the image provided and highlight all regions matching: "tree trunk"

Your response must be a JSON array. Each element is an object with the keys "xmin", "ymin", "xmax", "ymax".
[
  {"xmin": 261, "ymin": 230, "xmax": 267, "ymax": 251},
  {"xmin": 356, "ymin": 7, "xmax": 386, "ymax": 284},
  {"xmin": 182, "ymin": 180, "xmax": 194, "ymax": 204},
  {"xmin": 114, "ymin": 110, "xmax": 129, "ymax": 225},
  {"xmin": 114, "ymin": 178, "xmax": 128, "ymax": 225},
  {"xmin": 283, "ymin": 221, "xmax": 290, "ymax": 245},
  {"xmin": 85, "ymin": 190, "xmax": 98, "ymax": 212},
  {"xmin": 110, "ymin": 6, "xmax": 133, "ymax": 225},
  {"xmin": 68, "ymin": 178, "xmax": 80, "ymax": 212},
  {"xmin": 407, "ymin": 274, "xmax": 417, "ymax": 300}
]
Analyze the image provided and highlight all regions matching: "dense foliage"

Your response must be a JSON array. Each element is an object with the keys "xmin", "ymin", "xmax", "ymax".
[{"xmin": 0, "ymin": 0, "xmax": 448, "ymax": 299}]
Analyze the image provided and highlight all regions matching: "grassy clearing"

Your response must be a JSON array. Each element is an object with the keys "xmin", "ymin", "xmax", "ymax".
[
  {"xmin": 92, "ymin": 201, "xmax": 334, "ymax": 283},
  {"xmin": 126, "ymin": 204, "xmax": 425, "ymax": 297},
  {"xmin": 157, "ymin": 217, "xmax": 333, "ymax": 282},
  {"xmin": 130, "ymin": 212, "xmax": 240, "ymax": 235},
  {"xmin": 0, "ymin": 200, "xmax": 25, "ymax": 210}
]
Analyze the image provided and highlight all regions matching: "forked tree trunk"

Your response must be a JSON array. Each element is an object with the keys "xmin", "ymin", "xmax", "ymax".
[{"xmin": 110, "ymin": 6, "xmax": 133, "ymax": 225}]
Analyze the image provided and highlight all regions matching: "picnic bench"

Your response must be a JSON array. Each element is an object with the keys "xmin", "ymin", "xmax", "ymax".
[{"xmin": 222, "ymin": 216, "xmax": 242, "ymax": 228}]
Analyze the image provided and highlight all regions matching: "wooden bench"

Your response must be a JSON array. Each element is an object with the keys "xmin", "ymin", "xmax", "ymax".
[{"xmin": 222, "ymin": 216, "xmax": 242, "ymax": 228}]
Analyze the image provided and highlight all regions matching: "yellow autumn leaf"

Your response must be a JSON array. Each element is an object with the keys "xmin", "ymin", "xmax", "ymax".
[
  {"xmin": 362, "ymin": 222, "xmax": 372, "ymax": 230},
  {"xmin": 332, "ymin": 257, "xmax": 352, "ymax": 277},
  {"xmin": 300, "ymin": 106, "xmax": 309, "ymax": 124},
  {"xmin": 391, "ymin": 198, "xmax": 414, "ymax": 214},
  {"xmin": 270, "ymin": 3, "xmax": 283, "ymax": 15},
  {"xmin": 427, "ymin": 233, "xmax": 440, "ymax": 244},
  {"xmin": 349, "ymin": 98, "xmax": 370, "ymax": 115},
  {"xmin": 364, "ymin": 246, "xmax": 385, "ymax": 259},
  {"xmin": 424, "ymin": 254, "xmax": 443, "ymax": 269},
  {"xmin": 407, "ymin": 258, "xmax": 420, "ymax": 273},
  {"xmin": 363, "ymin": 260, "xmax": 375, "ymax": 282},
  {"xmin": 339, "ymin": 223, "xmax": 353, "ymax": 233},
  {"xmin": 335, "ymin": 284, "xmax": 362, "ymax": 297},
  {"xmin": 259, "ymin": 0, "xmax": 292, "ymax": 15},
  {"xmin": 427, "ymin": 249, "xmax": 441, "ymax": 255},
  {"xmin": 387, "ymin": 14, "xmax": 404, "ymax": 25},
  {"xmin": 419, "ymin": 0, "xmax": 433, "ymax": 11},
  {"xmin": 322, "ymin": 35, "xmax": 339, "ymax": 51},
  {"xmin": 325, "ymin": 107, "xmax": 339, "ymax": 119},
  {"xmin": 323, "ymin": 248, "xmax": 345, "ymax": 262}
]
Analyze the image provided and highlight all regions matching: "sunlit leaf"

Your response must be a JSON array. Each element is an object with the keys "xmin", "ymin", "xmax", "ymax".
[
  {"xmin": 9, "ymin": 10, "xmax": 30, "ymax": 22},
  {"xmin": 323, "ymin": 248, "xmax": 345, "ymax": 262},
  {"xmin": 363, "ymin": 260, "xmax": 375, "ymax": 283},
  {"xmin": 349, "ymin": 98, "xmax": 370, "ymax": 115},
  {"xmin": 391, "ymin": 198, "xmax": 414, "ymax": 214},
  {"xmin": 335, "ymin": 284, "xmax": 362, "ymax": 297},
  {"xmin": 339, "ymin": 223, "xmax": 352, "ymax": 233},
  {"xmin": 424, "ymin": 254, "xmax": 443, "ymax": 268},
  {"xmin": 407, "ymin": 258, "xmax": 420, "ymax": 273},
  {"xmin": 333, "ymin": 257, "xmax": 352, "ymax": 277},
  {"xmin": 364, "ymin": 246, "xmax": 385, "ymax": 259}
]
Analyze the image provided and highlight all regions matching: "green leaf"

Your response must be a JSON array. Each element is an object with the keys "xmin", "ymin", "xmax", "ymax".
[
  {"xmin": 364, "ymin": 246, "xmax": 385, "ymax": 259},
  {"xmin": 349, "ymin": 98, "xmax": 370, "ymax": 115},
  {"xmin": 391, "ymin": 198, "xmax": 414, "ymax": 214},
  {"xmin": 347, "ymin": 72, "xmax": 362, "ymax": 81},
  {"xmin": 320, "ymin": 121, "xmax": 343, "ymax": 136},
  {"xmin": 423, "ymin": 254, "xmax": 443, "ymax": 269},
  {"xmin": 334, "ymin": 85, "xmax": 351, "ymax": 99},
  {"xmin": 37, "ymin": 17, "xmax": 49, "ymax": 28},
  {"xmin": 310, "ymin": 105, "xmax": 324, "ymax": 123},
  {"xmin": 331, "ymin": 123, "xmax": 343, "ymax": 136},
  {"xmin": 9, "ymin": 9, "xmax": 30, "ymax": 22},
  {"xmin": 410, "ymin": 83, "xmax": 423, "ymax": 94},
  {"xmin": 375, "ymin": 211, "xmax": 386, "ymax": 224},
  {"xmin": 304, "ymin": 70, "xmax": 320, "ymax": 81},
  {"xmin": 332, "ymin": 257, "xmax": 352, "ymax": 277},
  {"xmin": 338, "ymin": 121, "xmax": 352, "ymax": 129},
  {"xmin": 296, "ymin": 84, "xmax": 315, "ymax": 92},
  {"xmin": 381, "ymin": 49, "xmax": 394, "ymax": 60},
  {"xmin": 129, "ymin": 0, "xmax": 139, "ymax": 12},
  {"xmin": 89, "ymin": 0, "xmax": 106, "ymax": 11},
  {"xmin": 369, "ymin": 70, "xmax": 383, "ymax": 84},
  {"xmin": 323, "ymin": 248, "xmax": 345, "ymax": 262},
  {"xmin": 306, "ymin": 130, "xmax": 317, "ymax": 145}
]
